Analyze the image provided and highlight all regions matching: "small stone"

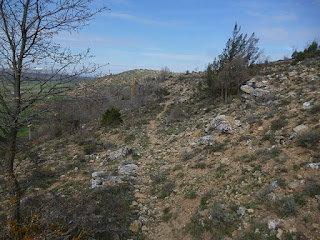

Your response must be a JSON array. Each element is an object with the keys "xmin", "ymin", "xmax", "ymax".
[
  {"xmin": 288, "ymin": 228, "xmax": 297, "ymax": 233},
  {"xmin": 141, "ymin": 226, "xmax": 149, "ymax": 232},
  {"xmin": 258, "ymin": 126, "xmax": 263, "ymax": 131},
  {"xmin": 288, "ymin": 133, "xmax": 296, "ymax": 140},
  {"xmin": 214, "ymin": 152, "xmax": 223, "ymax": 156},
  {"xmin": 237, "ymin": 206, "xmax": 246, "ymax": 216},
  {"xmin": 220, "ymin": 158, "xmax": 229, "ymax": 164},
  {"xmin": 268, "ymin": 219, "xmax": 282, "ymax": 230},
  {"xmin": 74, "ymin": 167, "xmax": 79, "ymax": 171},
  {"xmin": 92, "ymin": 171, "xmax": 110, "ymax": 179},
  {"xmin": 293, "ymin": 125, "xmax": 308, "ymax": 133},
  {"xmin": 269, "ymin": 181, "xmax": 279, "ymax": 190},
  {"xmin": 307, "ymin": 162, "xmax": 320, "ymax": 170},
  {"xmin": 198, "ymin": 135, "xmax": 215, "ymax": 146},
  {"xmin": 235, "ymin": 120, "xmax": 242, "ymax": 127},
  {"xmin": 288, "ymin": 181, "xmax": 299, "ymax": 189},
  {"xmin": 247, "ymin": 209, "xmax": 254, "ymax": 214},
  {"xmin": 129, "ymin": 220, "xmax": 142, "ymax": 233},
  {"xmin": 315, "ymin": 195, "xmax": 320, "ymax": 201},
  {"xmin": 276, "ymin": 229, "xmax": 283, "ymax": 239}
]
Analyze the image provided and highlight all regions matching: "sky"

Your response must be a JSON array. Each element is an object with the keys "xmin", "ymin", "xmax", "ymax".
[{"xmin": 56, "ymin": 0, "xmax": 320, "ymax": 74}]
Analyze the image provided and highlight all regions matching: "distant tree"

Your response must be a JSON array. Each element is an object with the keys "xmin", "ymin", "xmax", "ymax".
[
  {"xmin": 207, "ymin": 23, "xmax": 261, "ymax": 101},
  {"xmin": 0, "ymin": 0, "xmax": 106, "ymax": 238},
  {"xmin": 159, "ymin": 66, "xmax": 170, "ymax": 81},
  {"xmin": 292, "ymin": 41, "xmax": 320, "ymax": 63}
]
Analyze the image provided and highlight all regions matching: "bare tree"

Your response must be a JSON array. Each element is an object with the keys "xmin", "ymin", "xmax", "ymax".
[{"xmin": 0, "ymin": 0, "xmax": 106, "ymax": 238}]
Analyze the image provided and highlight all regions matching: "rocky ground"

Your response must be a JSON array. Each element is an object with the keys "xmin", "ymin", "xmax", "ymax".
[{"xmin": 0, "ymin": 58, "xmax": 320, "ymax": 240}]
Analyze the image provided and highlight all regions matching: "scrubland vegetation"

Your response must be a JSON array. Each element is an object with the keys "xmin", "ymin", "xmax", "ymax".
[{"xmin": 1, "ymin": 1, "xmax": 320, "ymax": 239}]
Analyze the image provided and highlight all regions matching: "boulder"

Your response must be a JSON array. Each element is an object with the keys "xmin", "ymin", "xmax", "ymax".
[
  {"xmin": 293, "ymin": 125, "xmax": 308, "ymax": 133},
  {"xmin": 302, "ymin": 98, "xmax": 314, "ymax": 110},
  {"xmin": 198, "ymin": 135, "xmax": 215, "ymax": 146},
  {"xmin": 307, "ymin": 162, "xmax": 320, "ymax": 170},
  {"xmin": 118, "ymin": 163, "xmax": 139, "ymax": 175},
  {"xmin": 240, "ymin": 85, "xmax": 254, "ymax": 94},
  {"xmin": 92, "ymin": 171, "xmax": 110, "ymax": 178},
  {"xmin": 216, "ymin": 123, "xmax": 232, "ymax": 134},
  {"xmin": 252, "ymin": 89, "xmax": 270, "ymax": 98},
  {"xmin": 110, "ymin": 147, "xmax": 133, "ymax": 160},
  {"xmin": 207, "ymin": 115, "xmax": 232, "ymax": 134}
]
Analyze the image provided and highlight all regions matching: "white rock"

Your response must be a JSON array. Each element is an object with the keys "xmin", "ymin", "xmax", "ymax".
[
  {"xmin": 118, "ymin": 164, "xmax": 139, "ymax": 175},
  {"xmin": 307, "ymin": 162, "xmax": 320, "ymax": 170},
  {"xmin": 293, "ymin": 125, "xmax": 308, "ymax": 133},
  {"xmin": 241, "ymin": 85, "xmax": 254, "ymax": 94},
  {"xmin": 268, "ymin": 219, "xmax": 282, "ymax": 230},
  {"xmin": 235, "ymin": 120, "xmax": 241, "ymax": 127},
  {"xmin": 110, "ymin": 147, "xmax": 133, "ymax": 160},
  {"xmin": 92, "ymin": 171, "xmax": 110, "ymax": 178},
  {"xmin": 198, "ymin": 135, "xmax": 215, "ymax": 146}
]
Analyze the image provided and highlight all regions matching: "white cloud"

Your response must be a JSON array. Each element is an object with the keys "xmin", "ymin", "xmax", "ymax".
[
  {"xmin": 141, "ymin": 52, "xmax": 211, "ymax": 61},
  {"xmin": 248, "ymin": 11, "xmax": 298, "ymax": 23},
  {"xmin": 54, "ymin": 31, "xmax": 145, "ymax": 48},
  {"xmin": 104, "ymin": 12, "xmax": 174, "ymax": 26}
]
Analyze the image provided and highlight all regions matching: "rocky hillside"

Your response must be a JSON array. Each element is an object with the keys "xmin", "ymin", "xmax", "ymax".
[{"xmin": 0, "ymin": 58, "xmax": 320, "ymax": 240}]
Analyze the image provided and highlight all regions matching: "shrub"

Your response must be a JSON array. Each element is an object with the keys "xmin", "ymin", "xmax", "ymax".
[
  {"xmin": 274, "ymin": 197, "xmax": 298, "ymax": 217},
  {"xmin": 270, "ymin": 118, "xmax": 288, "ymax": 131},
  {"xmin": 185, "ymin": 189, "xmax": 197, "ymax": 199},
  {"xmin": 292, "ymin": 41, "xmax": 320, "ymax": 63},
  {"xmin": 296, "ymin": 130, "xmax": 320, "ymax": 149},
  {"xmin": 180, "ymin": 150, "xmax": 195, "ymax": 161},
  {"xmin": 310, "ymin": 103, "xmax": 320, "ymax": 114},
  {"xmin": 83, "ymin": 144, "xmax": 97, "ymax": 155},
  {"xmin": 101, "ymin": 108, "xmax": 123, "ymax": 128},
  {"xmin": 161, "ymin": 181, "xmax": 175, "ymax": 199},
  {"xmin": 304, "ymin": 180, "xmax": 320, "ymax": 197}
]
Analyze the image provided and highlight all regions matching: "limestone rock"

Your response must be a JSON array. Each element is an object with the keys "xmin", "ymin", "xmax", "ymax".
[
  {"xmin": 268, "ymin": 219, "xmax": 282, "ymax": 230},
  {"xmin": 293, "ymin": 125, "xmax": 308, "ymax": 133},
  {"xmin": 241, "ymin": 85, "xmax": 254, "ymax": 94},
  {"xmin": 198, "ymin": 135, "xmax": 215, "ymax": 146},
  {"xmin": 302, "ymin": 98, "xmax": 314, "ymax": 110},
  {"xmin": 207, "ymin": 115, "xmax": 232, "ymax": 134},
  {"xmin": 110, "ymin": 147, "xmax": 133, "ymax": 160},
  {"xmin": 237, "ymin": 206, "xmax": 246, "ymax": 216},
  {"xmin": 288, "ymin": 181, "xmax": 299, "ymax": 189},
  {"xmin": 92, "ymin": 171, "xmax": 110, "ymax": 178},
  {"xmin": 118, "ymin": 163, "xmax": 139, "ymax": 175},
  {"xmin": 307, "ymin": 162, "xmax": 320, "ymax": 170}
]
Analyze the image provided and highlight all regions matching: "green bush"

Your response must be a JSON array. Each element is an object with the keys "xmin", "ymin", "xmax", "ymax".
[
  {"xmin": 274, "ymin": 197, "xmax": 298, "ymax": 217},
  {"xmin": 101, "ymin": 108, "xmax": 123, "ymax": 128},
  {"xmin": 296, "ymin": 130, "xmax": 320, "ymax": 149},
  {"xmin": 83, "ymin": 144, "xmax": 97, "ymax": 155},
  {"xmin": 292, "ymin": 41, "xmax": 320, "ymax": 63},
  {"xmin": 270, "ymin": 118, "xmax": 288, "ymax": 131},
  {"xmin": 304, "ymin": 180, "xmax": 320, "ymax": 197}
]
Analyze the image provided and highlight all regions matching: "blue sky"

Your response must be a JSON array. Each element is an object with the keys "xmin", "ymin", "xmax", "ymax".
[{"xmin": 57, "ymin": 0, "xmax": 320, "ymax": 74}]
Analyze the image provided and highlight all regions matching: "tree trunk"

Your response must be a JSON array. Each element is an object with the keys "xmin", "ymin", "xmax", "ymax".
[{"xmin": 5, "ymin": 128, "xmax": 22, "ymax": 240}]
